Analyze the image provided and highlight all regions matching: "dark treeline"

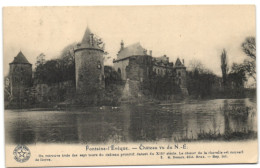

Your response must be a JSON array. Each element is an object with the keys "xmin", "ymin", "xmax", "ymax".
[
  {"xmin": 32, "ymin": 36, "xmax": 256, "ymax": 104},
  {"xmin": 102, "ymin": 66, "xmax": 124, "ymax": 105},
  {"xmin": 143, "ymin": 71, "xmax": 182, "ymax": 100},
  {"xmin": 186, "ymin": 36, "xmax": 256, "ymax": 99},
  {"xmin": 34, "ymin": 43, "xmax": 76, "ymax": 85},
  {"xmin": 34, "ymin": 59, "xmax": 75, "ymax": 84},
  {"xmin": 186, "ymin": 68, "xmax": 218, "ymax": 99},
  {"xmin": 186, "ymin": 66, "xmax": 248, "ymax": 99}
]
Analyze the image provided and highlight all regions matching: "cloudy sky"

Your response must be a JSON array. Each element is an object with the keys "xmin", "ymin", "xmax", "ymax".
[{"xmin": 3, "ymin": 6, "xmax": 255, "ymax": 76}]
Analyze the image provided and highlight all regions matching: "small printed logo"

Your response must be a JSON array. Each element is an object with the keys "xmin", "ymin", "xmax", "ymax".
[{"xmin": 13, "ymin": 145, "xmax": 31, "ymax": 163}]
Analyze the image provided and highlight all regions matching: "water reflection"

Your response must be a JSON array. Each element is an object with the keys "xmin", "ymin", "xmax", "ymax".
[{"xmin": 5, "ymin": 98, "xmax": 257, "ymax": 144}]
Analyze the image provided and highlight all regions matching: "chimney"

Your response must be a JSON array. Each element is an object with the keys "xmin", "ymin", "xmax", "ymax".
[
  {"xmin": 90, "ymin": 33, "xmax": 94, "ymax": 46},
  {"xmin": 182, "ymin": 59, "xmax": 185, "ymax": 65},
  {"xmin": 120, "ymin": 40, "xmax": 124, "ymax": 50},
  {"xmin": 143, "ymin": 49, "xmax": 147, "ymax": 55},
  {"xmin": 149, "ymin": 50, "xmax": 152, "ymax": 56}
]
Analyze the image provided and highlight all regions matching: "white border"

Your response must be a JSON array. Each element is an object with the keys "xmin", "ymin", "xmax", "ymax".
[{"xmin": 0, "ymin": 0, "xmax": 259, "ymax": 168}]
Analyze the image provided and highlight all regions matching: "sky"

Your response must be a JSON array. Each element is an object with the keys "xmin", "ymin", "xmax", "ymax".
[{"xmin": 3, "ymin": 6, "xmax": 255, "ymax": 76}]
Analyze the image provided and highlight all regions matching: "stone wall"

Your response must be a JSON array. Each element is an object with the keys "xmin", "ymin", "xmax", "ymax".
[
  {"xmin": 175, "ymin": 67, "xmax": 188, "ymax": 95},
  {"xmin": 122, "ymin": 79, "xmax": 143, "ymax": 100},
  {"xmin": 35, "ymin": 80, "xmax": 75, "ymax": 102},
  {"xmin": 175, "ymin": 67, "xmax": 187, "ymax": 88},
  {"xmin": 9, "ymin": 63, "xmax": 32, "ymax": 102},
  {"xmin": 113, "ymin": 59, "xmax": 129, "ymax": 80},
  {"xmin": 126, "ymin": 56, "xmax": 153, "ymax": 82},
  {"xmin": 75, "ymin": 49, "xmax": 105, "ymax": 95}
]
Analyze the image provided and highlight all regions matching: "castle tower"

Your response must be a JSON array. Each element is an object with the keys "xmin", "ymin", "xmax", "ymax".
[
  {"xmin": 74, "ymin": 27, "xmax": 105, "ymax": 97},
  {"xmin": 9, "ymin": 51, "xmax": 32, "ymax": 102},
  {"xmin": 175, "ymin": 58, "xmax": 188, "ymax": 95}
]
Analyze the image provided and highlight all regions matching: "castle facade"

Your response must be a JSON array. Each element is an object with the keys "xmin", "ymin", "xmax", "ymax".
[
  {"xmin": 6, "ymin": 26, "xmax": 188, "ymax": 106},
  {"xmin": 113, "ymin": 41, "xmax": 188, "ymax": 95}
]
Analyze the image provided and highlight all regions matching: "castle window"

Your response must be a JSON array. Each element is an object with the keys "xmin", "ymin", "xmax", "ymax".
[
  {"xmin": 118, "ymin": 68, "xmax": 121, "ymax": 74},
  {"xmin": 79, "ymin": 75, "xmax": 83, "ymax": 80},
  {"xmin": 178, "ymin": 72, "xmax": 181, "ymax": 76},
  {"xmin": 97, "ymin": 61, "xmax": 101, "ymax": 69}
]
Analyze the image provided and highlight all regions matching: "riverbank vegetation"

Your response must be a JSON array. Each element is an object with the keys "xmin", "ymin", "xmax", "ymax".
[{"xmin": 186, "ymin": 36, "xmax": 256, "ymax": 100}]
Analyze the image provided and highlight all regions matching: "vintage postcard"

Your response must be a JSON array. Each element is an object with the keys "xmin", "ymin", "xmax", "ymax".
[{"xmin": 3, "ymin": 6, "xmax": 257, "ymax": 167}]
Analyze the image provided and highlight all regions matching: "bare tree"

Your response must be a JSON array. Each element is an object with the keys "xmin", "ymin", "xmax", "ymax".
[
  {"xmin": 60, "ymin": 42, "xmax": 77, "ymax": 63},
  {"xmin": 35, "ymin": 53, "xmax": 46, "ymax": 67},
  {"xmin": 242, "ymin": 37, "xmax": 256, "ymax": 81},
  {"xmin": 242, "ymin": 37, "xmax": 256, "ymax": 60},
  {"xmin": 188, "ymin": 59, "xmax": 213, "ymax": 75},
  {"xmin": 243, "ymin": 59, "xmax": 256, "ymax": 81}
]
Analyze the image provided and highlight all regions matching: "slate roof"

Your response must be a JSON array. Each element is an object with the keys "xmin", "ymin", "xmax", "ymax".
[
  {"xmin": 154, "ymin": 55, "xmax": 169, "ymax": 63},
  {"xmin": 175, "ymin": 58, "xmax": 184, "ymax": 67},
  {"xmin": 10, "ymin": 51, "xmax": 31, "ymax": 64},
  {"xmin": 117, "ymin": 42, "xmax": 146, "ymax": 59},
  {"xmin": 81, "ymin": 26, "xmax": 92, "ymax": 44},
  {"xmin": 76, "ymin": 26, "xmax": 103, "ymax": 50}
]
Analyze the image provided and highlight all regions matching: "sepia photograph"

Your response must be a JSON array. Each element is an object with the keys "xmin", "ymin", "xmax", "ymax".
[{"xmin": 3, "ymin": 5, "xmax": 257, "ymax": 167}]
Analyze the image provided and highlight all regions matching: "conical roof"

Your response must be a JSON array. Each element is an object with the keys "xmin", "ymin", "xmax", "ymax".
[
  {"xmin": 10, "ymin": 51, "xmax": 31, "ymax": 64},
  {"xmin": 81, "ymin": 26, "xmax": 92, "ymax": 44},
  {"xmin": 175, "ymin": 58, "xmax": 183, "ymax": 67},
  {"xmin": 77, "ymin": 26, "xmax": 103, "ymax": 50}
]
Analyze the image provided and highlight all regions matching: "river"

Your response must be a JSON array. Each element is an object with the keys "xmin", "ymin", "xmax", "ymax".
[{"xmin": 5, "ymin": 98, "xmax": 257, "ymax": 144}]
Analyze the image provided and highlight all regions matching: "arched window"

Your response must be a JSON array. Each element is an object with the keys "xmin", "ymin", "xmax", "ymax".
[{"xmin": 118, "ymin": 68, "xmax": 121, "ymax": 74}]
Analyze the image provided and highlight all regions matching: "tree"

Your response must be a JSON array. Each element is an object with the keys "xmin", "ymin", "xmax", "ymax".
[
  {"xmin": 35, "ymin": 53, "xmax": 46, "ymax": 67},
  {"xmin": 188, "ymin": 59, "xmax": 205, "ymax": 73},
  {"xmin": 229, "ymin": 63, "xmax": 247, "ymax": 88},
  {"xmin": 60, "ymin": 42, "xmax": 76, "ymax": 63},
  {"xmin": 242, "ymin": 37, "xmax": 256, "ymax": 81},
  {"xmin": 186, "ymin": 60, "xmax": 217, "ymax": 98},
  {"xmin": 221, "ymin": 49, "xmax": 228, "ymax": 87},
  {"xmin": 188, "ymin": 59, "xmax": 213, "ymax": 74},
  {"xmin": 242, "ymin": 37, "xmax": 256, "ymax": 60},
  {"xmin": 243, "ymin": 59, "xmax": 256, "ymax": 81}
]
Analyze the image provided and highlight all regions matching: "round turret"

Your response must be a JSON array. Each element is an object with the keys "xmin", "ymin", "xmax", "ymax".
[{"xmin": 74, "ymin": 27, "xmax": 105, "ymax": 96}]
